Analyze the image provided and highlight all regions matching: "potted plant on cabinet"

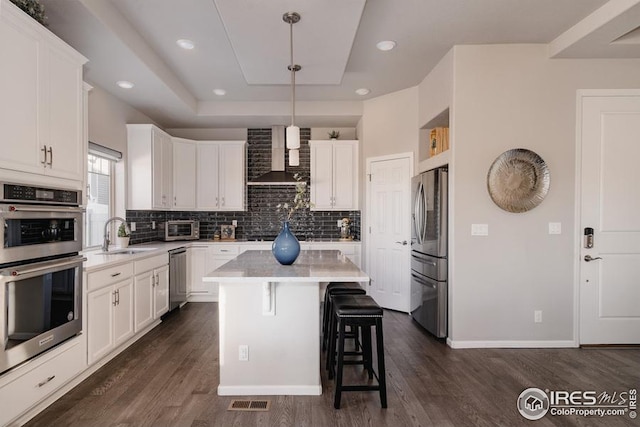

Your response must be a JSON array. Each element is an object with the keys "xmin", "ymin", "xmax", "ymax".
[
  {"xmin": 328, "ymin": 130, "xmax": 340, "ymax": 140},
  {"xmin": 116, "ymin": 223, "xmax": 130, "ymax": 248}
]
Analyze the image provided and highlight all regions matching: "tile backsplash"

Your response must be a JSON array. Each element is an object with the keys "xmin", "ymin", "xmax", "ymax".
[{"xmin": 127, "ymin": 128, "xmax": 360, "ymax": 244}]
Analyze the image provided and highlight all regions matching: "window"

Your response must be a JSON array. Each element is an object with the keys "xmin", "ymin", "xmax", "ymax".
[{"xmin": 85, "ymin": 143, "xmax": 122, "ymax": 248}]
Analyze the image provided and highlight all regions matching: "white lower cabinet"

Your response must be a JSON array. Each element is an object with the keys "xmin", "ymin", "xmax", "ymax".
[
  {"xmin": 0, "ymin": 338, "xmax": 85, "ymax": 426},
  {"xmin": 87, "ymin": 278, "xmax": 134, "ymax": 366},
  {"xmin": 189, "ymin": 244, "xmax": 240, "ymax": 301},
  {"xmin": 134, "ymin": 255, "xmax": 169, "ymax": 332}
]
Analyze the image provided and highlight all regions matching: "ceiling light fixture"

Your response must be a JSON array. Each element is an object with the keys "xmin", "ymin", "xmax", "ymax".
[
  {"xmin": 213, "ymin": 88, "xmax": 226, "ymax": 96},
  {"xmin": 355, "ymin": 88, "xmax": 370, "ymax": 96},
  {"xmin": 283, "ymin": 11, "xmax": 301, "ymax": 166},
  {"xmin": 176, "ymin": 39, "xmax": 195, "ymax": 50},
  {"xmin": 376, "ymin": 40, "xmax": 397, "ymax": 51},
  {"xmin": 116, "ymin": 80, "xmax": 134, "ymax": 89}
]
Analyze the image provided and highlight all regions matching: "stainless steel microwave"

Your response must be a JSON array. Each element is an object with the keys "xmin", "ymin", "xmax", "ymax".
[{"xmin": 161, "ymin": 220, "xmax": 199, "ymax": 241}]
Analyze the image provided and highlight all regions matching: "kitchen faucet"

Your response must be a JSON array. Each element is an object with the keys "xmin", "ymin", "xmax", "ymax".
[{"xmin": 102, "ymin": 217, "xmax": 130, "ymax": 252}]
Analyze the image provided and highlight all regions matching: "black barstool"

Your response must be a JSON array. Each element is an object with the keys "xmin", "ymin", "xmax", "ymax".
[
  {"xmin": 322, "ymin": 282, "xmax": 366, "ymax": 352},
  {"xmin": 329, "ymin": 294, "xmax": 387, "ymax": 409}
]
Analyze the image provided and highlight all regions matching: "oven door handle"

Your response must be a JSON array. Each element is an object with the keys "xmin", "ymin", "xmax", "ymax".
[
  {"xmin": 6, "ymin": 205, "xmax": 85, "ymax": 214},
  {"xmin": 3, "ymin": 256, "xmax": 87, "ymax": 278},
  {"xmin": 411, "ymin": 272, "xmax": 436, "ymax": 289}
]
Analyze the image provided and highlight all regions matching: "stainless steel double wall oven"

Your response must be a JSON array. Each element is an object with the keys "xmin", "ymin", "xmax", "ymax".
[{"xmin": 0, "ymin": 182, "xmax": 85, "ymax": 374}]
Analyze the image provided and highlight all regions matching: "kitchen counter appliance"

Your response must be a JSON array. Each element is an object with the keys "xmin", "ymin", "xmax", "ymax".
[
  {"xmin": 161, "ymin": 220, "xmax": 199, "ymax": 241},
  {"xmin": 168, "ymin": 247, "xmax": 187, "ymax": 311},
  {"xmin": 410, "ymin": 167, "xmax": 448, "ymax": 338},
  {"xmin": 0, "ymin": 182, "xmax": 85, "ymax": 374}
]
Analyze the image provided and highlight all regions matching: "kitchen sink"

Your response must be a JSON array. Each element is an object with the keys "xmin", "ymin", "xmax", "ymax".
[{"xmin": 96, "ymin": 247, "xmax": 158, "ymax": 255}]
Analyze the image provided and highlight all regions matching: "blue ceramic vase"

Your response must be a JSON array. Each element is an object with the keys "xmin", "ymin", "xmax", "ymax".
[{"xmin": 272, "ymin": 221, "xmax": 300, "ymax": 265}]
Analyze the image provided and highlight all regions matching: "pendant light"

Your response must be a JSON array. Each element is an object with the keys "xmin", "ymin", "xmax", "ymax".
[{"xmin": 283, "ymin": 12, "xmax": 301, "ymax": 165}]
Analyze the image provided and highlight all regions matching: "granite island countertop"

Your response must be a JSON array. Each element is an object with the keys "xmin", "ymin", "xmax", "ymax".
[{"xmin": 203, "ymin": 249, "xmax": 369, "ymax": 283}]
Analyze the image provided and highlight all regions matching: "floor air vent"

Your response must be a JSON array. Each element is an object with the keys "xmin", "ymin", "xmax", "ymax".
[{"xmin": 227, "ymin": 399, "xmax": 271, "ymax": 412}]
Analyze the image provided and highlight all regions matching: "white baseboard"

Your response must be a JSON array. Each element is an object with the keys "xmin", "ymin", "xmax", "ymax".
[
  {"xmin": 188, "ymin": 294, "xmax": 218, "ymax": 303},
  {"xmin": 447, "ymin": 338, "xmax": 578, "ymax": 349},
  {"xmin": 218, "ymin": 385, "xmax": 322, "ymax": 396}
]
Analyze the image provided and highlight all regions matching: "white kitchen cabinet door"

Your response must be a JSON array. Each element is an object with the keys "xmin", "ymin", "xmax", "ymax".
[
  {"xmin": 154, "ymin": 264, "xmax": 170, "ymax": 318},
  {"xmin": 45, "ymin": 45, "xmax": 84, "ymax": 181},
  {"xmin": 134, "ymin": 270, "xmax": 155, "ymax": 333},
  {"xmin": 87, "ymin": 285, "xmax": 115, "ymax": 365},
  {"xmin": 173, "ymin": 138, "xmax": 197, "ymax": 209},
  {"xmin": 332, "ymin": 143, "xmax": 357, "ymax": 210},
  {"xmin": 113, "ymin": 279, "xmax": 135, "ymax": 348},
  {"xmin": 219, "ymin": 143, "xmax": 245, "ymax": 210},
  {"xmin": 0, "ymin": 14, "xmax": 42, "ymax": 176},
  {"xmin": 310, "ymin": 140, "xmax": 359, "ymax": 211},
  {"xmin": 189, "ymin": 245, "xmax": 210, "ymax": 295},
  {"xmin": 310, "ymin": 143, "xmax": 334, "ymax": 210},
  {"xmin": 196, "ymin": 143, "xmax": 220, "ymax": 210}
]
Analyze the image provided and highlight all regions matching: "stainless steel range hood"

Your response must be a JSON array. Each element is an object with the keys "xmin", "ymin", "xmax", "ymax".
[{"xmin": 248, "ymin": 125, "xmax": 299, "ymax": 186}]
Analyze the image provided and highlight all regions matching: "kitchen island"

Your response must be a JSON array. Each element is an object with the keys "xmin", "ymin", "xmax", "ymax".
[{"xmin": 203, "ymin": 250, "xmax": 369, "ymax": 396}]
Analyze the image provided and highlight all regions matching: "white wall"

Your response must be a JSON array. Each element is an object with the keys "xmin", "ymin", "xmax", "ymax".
[
  {"xmin": 167, "ymin": 128, "xmax": 247, "ymax": 141},
  {"xmin": 87, "ymin": 85, "xmax": 157, "ymax": 216},
  {"xmin": 447, "ymin": 44, "xmax": 640, "ymax": 346}
]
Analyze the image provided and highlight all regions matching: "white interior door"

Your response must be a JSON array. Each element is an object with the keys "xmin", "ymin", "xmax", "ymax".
[
  {"xmin": 367, "ymin": 155, "xmax": 412, "ymax": 312},
  {"xmin": 579, "ymin": 92, "xmax": 640, "ymax": 344}
]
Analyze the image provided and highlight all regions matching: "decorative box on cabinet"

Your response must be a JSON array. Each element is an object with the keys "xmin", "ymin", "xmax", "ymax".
[
  {"xmin": 133, "ymin": 254, "xmax": 169, "ymax": 332},
  {"xmin": 86, "ymin": 263, "xmax": 135, "ymax": 365},
  {"xmin": 309, "ymin": 140, "xmax": 359, "ymax": 210},
  {"xmin": 196, "ymin": 141, "xmax": 246, "ymax": 211},
  {"xmin": 127, "ymin": 124, "xmax": 174, "ymax": 210},
  {"xmin": 0, "ymin": 0, "xmax": 87, "ymax": 183}
]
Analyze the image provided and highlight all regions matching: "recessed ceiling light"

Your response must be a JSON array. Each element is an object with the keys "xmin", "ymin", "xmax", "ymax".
[
  {"xmin": 376, "ymin": 40, "xmax": 396, "ymax": 51},
  {"xmin": 213, "ymin": 89, "xmax": 226, "ymax": 96},
  {"xmin": 116, "ymin": 80, "xmax": 134, "ymax": 89},
  {"xmin": 355, "ymin": 88, "xmax": 370, "ymax": 96},
  {"xmin": 176, "ymin": 39, "xmax": 195, "ymax": 50}
]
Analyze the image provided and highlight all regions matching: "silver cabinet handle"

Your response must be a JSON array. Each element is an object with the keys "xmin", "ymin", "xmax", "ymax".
[
  {"xmin": 38, "ymin": 375, "xmax": 56, "ymax": 387},
  {"xmin": 395, "ymin": 241, "xmax": 408, "ymax": 245},
  {"xmin": 112, "ymin": 290, "xmax": 117, "ymax": 306},
  {"xmin": 47, "ymin": 146, "xmax": 53, "ymax": 166},
  {"xmin": 41, "ymin": 145, "xmax": 48, "ymax": 165},
  {"xmin": 584, "ymin": 255, "xmax": 602, "ymax": 262},
  {"xmin": 111, "ymin": 272, "xmax": 121, "ymax": 277}
]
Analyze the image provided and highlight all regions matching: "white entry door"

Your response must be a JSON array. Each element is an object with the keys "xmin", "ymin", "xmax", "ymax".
[
  {"xmin": 366, "ymin": 155, "xmax": 412, "ymax": 312},
  {"xmin": 579, "ymin": 92, "xmax": 640, "ymax": 344}
]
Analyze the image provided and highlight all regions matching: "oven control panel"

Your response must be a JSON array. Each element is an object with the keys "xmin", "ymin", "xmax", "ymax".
[{"xmin": 1, "ymin": 183, "xmax": 81, "ymax": 206}]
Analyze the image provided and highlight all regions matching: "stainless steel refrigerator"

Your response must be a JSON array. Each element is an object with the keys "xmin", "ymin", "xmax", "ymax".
[{"xmin": 410, "ymin": 166, "xmax": 448, "ymax": 338}]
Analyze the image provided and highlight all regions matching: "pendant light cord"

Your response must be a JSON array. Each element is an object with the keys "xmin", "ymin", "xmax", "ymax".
[{"xmin": 289, "ymin": 17, "xmax": 296, "ymax": 127}]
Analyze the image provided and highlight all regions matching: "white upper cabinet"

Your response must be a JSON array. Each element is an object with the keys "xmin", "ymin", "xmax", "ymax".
[
  {"xmin": 309, "ymin": 140, "xmax": 359, "ymax": 211},
  {"xmin": 0, "ymin": 0, "xmax": 86, "ymax": 183},
  {"xmin": 196, "ymin": 141, "xmax": 246, "ymax": 211},
  {"xmin": 173, "ymin": 138, "xmax": 197, "ymax": 209},
  {"xmin": 127, "ymin": 124, "xmax": 174, "ymax": 210}
]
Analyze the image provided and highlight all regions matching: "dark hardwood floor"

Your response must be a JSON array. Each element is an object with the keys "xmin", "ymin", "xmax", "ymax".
[{"xmin": 25, "ymin": 303, "xmax": 639, "ymax": 427}]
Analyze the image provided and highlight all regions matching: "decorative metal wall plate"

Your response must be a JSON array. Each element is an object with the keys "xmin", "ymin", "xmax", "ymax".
[{"xmin": 487, "ymin": 149, "xmax": 550, "ymax": 213}]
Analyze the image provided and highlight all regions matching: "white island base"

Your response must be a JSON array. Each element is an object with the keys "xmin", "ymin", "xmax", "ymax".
[{"xmin": 204, "ymin": 250, "xmax": 369, "ymax": 396}]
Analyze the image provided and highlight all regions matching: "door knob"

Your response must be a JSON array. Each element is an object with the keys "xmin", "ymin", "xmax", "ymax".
[
  {"xmin": 395, "ymin": 240, "xmax": 408, "ymax": 245},
  {"xmin": 584, "ymin": 255, "xmax": 602, "ymax": 262}
]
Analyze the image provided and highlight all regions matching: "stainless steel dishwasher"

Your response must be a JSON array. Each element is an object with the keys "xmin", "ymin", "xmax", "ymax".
[{"xmin": 168, "ymin": 247, "xmax": 187, "ymax": 311}]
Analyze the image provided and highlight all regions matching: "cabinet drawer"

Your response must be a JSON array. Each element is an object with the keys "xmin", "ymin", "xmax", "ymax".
[
  {"xmin": 0, "ymin": 339, "xmax": 84, "ymax": 425},
  {"xmin": 87, "ymin": 262, "xmax": 134, "ymax": 291},
  {"xmin": 212, "ymin": 245, "xmax": 240, "ymax": 255},
  {"xmin": 134, "ymin": 253, "xmax": 168, "ymax": 273}
]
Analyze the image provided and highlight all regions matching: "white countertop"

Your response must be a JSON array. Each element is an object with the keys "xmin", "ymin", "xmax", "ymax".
[{"xmin": 203, "ymin": 249, "xmax": 369, "ymax": 283}]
